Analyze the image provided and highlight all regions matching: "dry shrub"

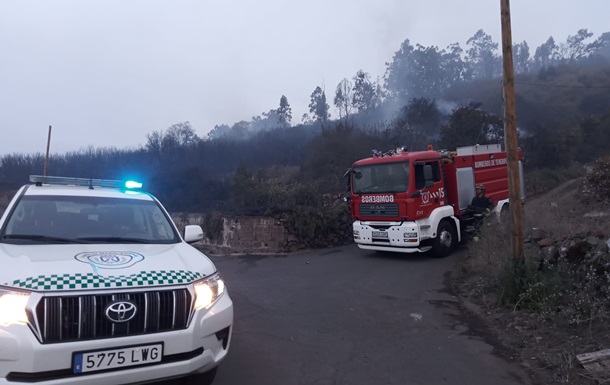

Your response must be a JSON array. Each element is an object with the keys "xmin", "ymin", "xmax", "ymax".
[
  {"xmin": 584, "ymin": 155, "xmax": 610, "ymax": 203},
  {"xmin": 456, "ymin": 176, "xmax": 610, "ymax": 385},
  {"xmin": 201, "ymin": 211, "xmax": 224, "ymax": 243},
  {"xmin": 459, "ymin": 178, "xmax": 610, "ymax": 312},
  {"xmin": 456, "ymin": 218, "xmax": 514, "ymax": 308},
  {"xmin": 524, "ymin": 178, "xmax": 610, "ymax": 239}
]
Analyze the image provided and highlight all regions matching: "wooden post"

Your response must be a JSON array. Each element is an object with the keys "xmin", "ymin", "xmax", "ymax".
[
  {"xmin": 44, "ymin": 125, "xmax": 52, "ymax": 176},
  {"xmin": 500, "ymin": 0, "xmax": 524, "ymax": 262}
]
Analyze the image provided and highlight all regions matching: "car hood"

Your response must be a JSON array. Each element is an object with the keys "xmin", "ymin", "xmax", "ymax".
[{"xmin": 0, "ymin": 243, "xmax": 216, "ymax": 292}]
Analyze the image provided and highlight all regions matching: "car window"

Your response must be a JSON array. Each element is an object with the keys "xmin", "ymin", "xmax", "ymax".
[{"xmin": 1, "ymin": 195, "xmax": 179, "ymax": 244}]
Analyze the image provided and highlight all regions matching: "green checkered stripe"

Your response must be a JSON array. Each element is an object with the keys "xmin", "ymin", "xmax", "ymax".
[{"xmin": 7, "ymin": 270, "xmax": 203, "ymax": 291}]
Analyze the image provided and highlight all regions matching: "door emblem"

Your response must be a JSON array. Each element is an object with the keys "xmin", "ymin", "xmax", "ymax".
[{"xmin": 75, "ymin": 252, "xmax": 144, "ymax": 269}]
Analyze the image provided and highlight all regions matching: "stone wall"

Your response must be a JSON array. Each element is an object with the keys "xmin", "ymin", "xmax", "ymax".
[{"xmin": 172, "ymin": 213, "xmax": 297, "ymax": 254}]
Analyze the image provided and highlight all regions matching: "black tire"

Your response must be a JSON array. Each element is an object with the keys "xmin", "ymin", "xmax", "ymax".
[
  {"xmin": 182, "ymin": 367, "xmax": 218, "ymax": 385},
  {"xmin": 431, "ymin": 220, "xmax": 456, "ymax": 258}
]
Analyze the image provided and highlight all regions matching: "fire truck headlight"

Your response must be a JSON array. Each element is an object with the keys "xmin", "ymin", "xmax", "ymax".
[
  {"xmin": 0, "ymin": 289, "xmax": 30, "ymax": 326},
  {"xmin": 193, "ymin": 274, "xmax": 225, "ymax": 310},
  {"xmin": 404, "ymin": 232, "xmax": 418, "ymax": 239}
]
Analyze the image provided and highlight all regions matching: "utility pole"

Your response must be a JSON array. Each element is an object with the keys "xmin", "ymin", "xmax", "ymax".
[
  {"xmin": 44, "ymin": 125, "xmax": 52, "ymax": 176},
  {"xmin": 500, "ymin": 0, "xmax": 524, "ymax": 262}
]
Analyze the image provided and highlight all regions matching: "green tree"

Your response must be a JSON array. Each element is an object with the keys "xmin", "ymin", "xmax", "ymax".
[
  {"xmin": 560, "ymin": 28, "xmax": 595, "ymax": 61},
  {"xmin": 465, "ymin": 29, "xmax": 501, "ymax": 79},
  {"xmin": 439, "ymin": 102, "xmax": 503, "ymax": 148},
  {"xmin": 277, "ymin": 95, "xmax": 292, "ymax": 128},
  {"xmin": 442, "ymin": 42, "xmax": 469, "ymax": 82},
  {"xmin": 384, "ymin": 40, "xmax": 458, "ymax": 100},
  {"xmin": 590, "ymin": 31, "xmax": 610, "ymax": 58},
  {"xmin": 383, "ymin": 39, "xmax": 415, "ymax": 101},
  {"xmin": 229, "ymin": 121, "xmax": 250, "ymax": 139},
  {"xmin": 351, "ymin": 70, "xmax": 378, "ymax": 112},
  {"xmin": 308, "ymin": 86, "xmax": 330, "ymax": 122},
  {"xmin": 391, "ymin": 98, "xmax": 442, "ymax": 150},
  {"xmin": 532, "ymin": 37, "xmax": 560, "ymax": 71},
  {"xmin": 512, "ymin": 41, "xmax": 531, "ymax": 74},
  {"xmin": 206, "ymin": 124, "xmax": 231, "ymax": 140}
]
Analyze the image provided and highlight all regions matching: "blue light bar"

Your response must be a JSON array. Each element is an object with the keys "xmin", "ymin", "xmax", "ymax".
[{"xmin": 29, "ymin": 175, "xmax": 143, "ymax": 190}]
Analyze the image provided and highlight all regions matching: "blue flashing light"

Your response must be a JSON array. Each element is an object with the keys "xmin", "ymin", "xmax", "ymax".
[
  {"xmin": 125, "ymin": 180, "xmax": 143, "ymax": 189},
  {"xmin": 372, "ymin": 149, "xmax": 379, "ymax": 156}
]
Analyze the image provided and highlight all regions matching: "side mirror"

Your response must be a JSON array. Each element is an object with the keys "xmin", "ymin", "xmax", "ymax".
[
  {"xmin": 343, "ymin": 168, "xmax": 352, "ymax": 192},
  {"xmin": 184, "ymin": 225, "xmax": 204, "ymax": 243}
]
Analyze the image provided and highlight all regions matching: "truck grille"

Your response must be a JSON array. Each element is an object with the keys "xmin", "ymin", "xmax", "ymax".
[
  {"xmin": 359, "ymin": 203, "xmax": 399, "ymax": 217},
  {"xmin": 34, "ymin": 289, "xmax": 193, "ymax": 344}
]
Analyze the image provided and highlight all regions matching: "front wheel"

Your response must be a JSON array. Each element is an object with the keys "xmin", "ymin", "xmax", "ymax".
[{"xmin": 431, "ymin": 220, "xmax": 456, "ymax": 258}]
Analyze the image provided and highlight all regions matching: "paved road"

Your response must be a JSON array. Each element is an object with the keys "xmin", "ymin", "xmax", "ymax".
[{"xmin": 206, "ymin": 245, "xmax": 530, "ymax": 385}]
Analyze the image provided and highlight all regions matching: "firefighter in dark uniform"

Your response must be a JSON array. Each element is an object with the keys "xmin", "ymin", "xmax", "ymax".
[
  {"xmin": 471, "ymin": 184, "xmax": 493, "ymax": 212},
  {"xmin": 469, "ymin": 184, "xmax": 493, "ymax": 240}
]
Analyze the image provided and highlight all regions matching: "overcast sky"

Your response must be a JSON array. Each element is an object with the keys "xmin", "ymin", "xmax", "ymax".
[{"xmin": 1, "ymin": 0, "xmax": 608, "ymax": 155}]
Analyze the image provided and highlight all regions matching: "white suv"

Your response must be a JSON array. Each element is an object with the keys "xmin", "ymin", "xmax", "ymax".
[{"xmin": 0, "ymin": 175, "xmax": 233, "ymax": 385}]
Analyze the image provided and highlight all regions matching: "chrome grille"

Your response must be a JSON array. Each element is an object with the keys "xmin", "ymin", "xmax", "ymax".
[
  {"xmin": 359, "ymin": 203, "xmax": 399, "ymax": 217},
  {"xmin": 35, "ymin": 289, "xmax": 192, "ymax": 344}
]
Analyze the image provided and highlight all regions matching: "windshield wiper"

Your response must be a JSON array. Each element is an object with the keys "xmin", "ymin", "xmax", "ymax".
[
  {"xmin": 2, "ymin": 234, "xmax": 92, "ymax": 244},
  {"xmin": 77, "ymin": 236, "xmax": 152, "ymax": 244}
]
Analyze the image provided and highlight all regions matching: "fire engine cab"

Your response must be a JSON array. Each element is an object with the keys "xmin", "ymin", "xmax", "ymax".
[{"xmin": 346, "ymin": 144, "xmax": 524, "ymax": 257}]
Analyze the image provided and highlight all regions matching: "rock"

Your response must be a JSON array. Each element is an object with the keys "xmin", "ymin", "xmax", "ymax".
[
  {"xmin": 566, "ymin": 239, "xmax": 585, "ymax": 261},
  {"xmin": 585, "ymin": 236, "xmax": 602, "ymax": 247},
  {"xmin": 541, "ymin": 246, "xmax": 559, "ymax": 263},
  {"xmin": 587, "ymin": 250, "xmax": 610, "ymax": 265},
  {"xmin": 595, "ymin": 242, "xmax": 610, "ymax": 253},
  {"xmin": 530, "ymin": 228, "xmax": 547, "ymax": 242},
  {"xmin": 537, "ymin": 238, "xmax": 554, "ymax": 247}
]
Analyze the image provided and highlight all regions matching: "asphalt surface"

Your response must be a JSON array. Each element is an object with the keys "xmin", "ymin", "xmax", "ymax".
[{"xmin": 206, "ymin": 245, "xmax": 530, "ymax": 385}]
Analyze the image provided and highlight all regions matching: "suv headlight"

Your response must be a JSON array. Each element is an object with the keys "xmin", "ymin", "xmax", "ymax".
[
  {"xmin": 193, "ymin": 273, "xmax": 225, "ymax": 310},
  {"xmin": 0, "ymin": 288, "xmax": 30, "ymax": 326}
]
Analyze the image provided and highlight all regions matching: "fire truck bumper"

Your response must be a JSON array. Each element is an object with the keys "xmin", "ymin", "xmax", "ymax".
[
  {"xmin": 356, "ymin": 244, "xmax": 432, "ymax": 253},
  {"xmin": 352, "ymin": 221, "xmax": 430, "ymax": 253}
]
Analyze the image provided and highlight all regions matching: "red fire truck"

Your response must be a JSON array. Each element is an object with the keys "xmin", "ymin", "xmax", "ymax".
[{"xmin": 346, "ymin": 144, "xmax": 524, "ymax": 257}]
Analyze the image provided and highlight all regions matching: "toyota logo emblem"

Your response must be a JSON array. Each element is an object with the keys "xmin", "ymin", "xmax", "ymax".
[{"xmin": 105, "ymin": 301, "xmax": 137, "ymax": 323}]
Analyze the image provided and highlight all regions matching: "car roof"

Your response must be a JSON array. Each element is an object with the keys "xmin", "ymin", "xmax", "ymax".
[{"xmin": 23, "ymin": 184, "xmax": 154, "ymax": 201}]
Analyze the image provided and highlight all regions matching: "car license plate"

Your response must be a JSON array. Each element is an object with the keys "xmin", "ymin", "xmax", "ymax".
[
  {"xmin": 372, "ymin": 231, "xmax": 388, "ymax": 238},
  {"xmin": 73, "ymin": 343, "xmax": 163, "ymax": 373}
]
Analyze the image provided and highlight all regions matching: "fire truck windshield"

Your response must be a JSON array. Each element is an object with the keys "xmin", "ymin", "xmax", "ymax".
[{"xmin": 352, "ymin": 162, "xmax": 409, "ymax": 194}]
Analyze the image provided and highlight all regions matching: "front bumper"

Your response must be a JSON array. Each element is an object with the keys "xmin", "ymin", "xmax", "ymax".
[
  {"xmin": 353, "ymin": 221, "xmax": 431, "ymax": 253},
  {"xmin": 0, "ymin": 293, "xmax": 233, "ymax": 385}
]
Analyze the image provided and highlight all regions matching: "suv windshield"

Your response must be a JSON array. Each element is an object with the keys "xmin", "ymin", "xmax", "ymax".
[
  {"xmin": 352, "ymin": 162, "xmax": 409, "ymax": 194},
  {"xmin": 1, "ymin": 195, "xmax": 179, "ymax": 244}
]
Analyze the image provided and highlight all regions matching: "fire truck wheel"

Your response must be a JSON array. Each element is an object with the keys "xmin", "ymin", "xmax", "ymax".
[{"xmin": 432, "ymin": 220, "xmax": 456, "ymax": 258}]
